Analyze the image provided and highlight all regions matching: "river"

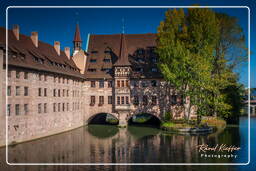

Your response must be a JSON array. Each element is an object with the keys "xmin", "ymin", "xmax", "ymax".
[{"xmin": 0, "ymin": 116, "xmax": 254, "ymax": 171}]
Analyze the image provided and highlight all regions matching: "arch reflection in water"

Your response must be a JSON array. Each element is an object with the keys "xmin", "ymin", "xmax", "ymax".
[
  {"xmin": 87, "ymin": 125, "xmax": 118, "ymax": 139},
  {"xmin": 128, "ymin": 113, "xmax": 161, "ymax": 128},
  {"xmin": 88, "ymin": 113, "xmax": 119, "ymax": 125}
]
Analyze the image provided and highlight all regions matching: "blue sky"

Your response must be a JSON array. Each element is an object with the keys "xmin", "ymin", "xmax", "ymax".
[{"xmin": 0, "ymin": 0, "xmax": 254, "ymax": 88}]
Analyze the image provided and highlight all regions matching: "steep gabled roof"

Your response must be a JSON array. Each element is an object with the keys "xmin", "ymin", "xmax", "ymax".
[
  {"xmin": 113, "ymin": 34, "xmax": 131, "ymax": 66},
  {"xmin": 73, "ymin": 23, "xmax": 82, "ymax": 42},
  {"xmin": 0, "ymin": 27, "xmax": 84, "ymax": 79}
]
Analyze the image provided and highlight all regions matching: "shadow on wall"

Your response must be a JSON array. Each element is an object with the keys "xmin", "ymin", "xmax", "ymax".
[
  {"xmin": 87, "ymin": 113, "xmax": 119, "ymax": 125},
  {"xmin": 128, "ymin": 113, "xmax": 161, "ymax": 128}
]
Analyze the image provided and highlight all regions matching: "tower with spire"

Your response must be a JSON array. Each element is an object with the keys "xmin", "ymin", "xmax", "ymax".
[
  {"xmin": 73, "ymin": 23, "xmax": 82, "ymax": 55},
  {"xmin": 114, "ymin": 34, "xmax": 132, "ymax": 127}
]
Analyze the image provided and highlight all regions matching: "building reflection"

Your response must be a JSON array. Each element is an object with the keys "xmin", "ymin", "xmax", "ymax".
[{"xmin": 0, "ymin": 124, "xmax": 240, "ymax": 171}]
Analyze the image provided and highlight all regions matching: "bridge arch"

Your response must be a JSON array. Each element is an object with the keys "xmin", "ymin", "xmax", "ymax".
[
  {"xmin": 87, "ymin": 112, "xmax": 119, "ymax": 125},
  {"xmin": 128, "ymin": 113, "xmax": 162, "ymax": 127}
]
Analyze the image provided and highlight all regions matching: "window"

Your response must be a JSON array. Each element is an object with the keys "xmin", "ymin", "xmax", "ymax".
[
  {"xmin": 143, "ymin": 96, "xmax": 148, "ymax": 105},
  {"xmin": 108, "ymin": 96, "xmax": 112, "ymax": 104},
  {"xmin": 133, "ymin": 96, "xmax": 139, "ymax": 105},
  {"xmin": 67, "ymin": 103, "xmax": 69, "ymax": 111},
  {"xmin": 38, "ymin": 88, "xmax": 42, "ymax": 96},
  {"xmin": 88, "ymin": 68, "xmax": 96, "ymax": 72},
  {"xmin": 53, "ymin": 89, "xmax": 56, "ymax": 97},
  {"xmin": 24, "ymin": 87, "xmax": 28, "ymax": 96},
  {"xmin": 58, "ymin": 89, "xmax": 60, "ymax": 97},
  {"xmin": 44, "ymin": 75, "xmax": 47, "ymax": 81},
  {"xmin": 121, "ymin": 80, "xmax": 124, "ymax": 87},
  {"xmin": 103, "ymin": 59, "xmax": 111, "ymax": 62},
  {"xmin": 117, "ymin": 96, "xmax": 120, "ymax": 105},
  {"xmin": 8, "ymin": 70, "xmax": 11, "ymax": 78},
  {"xmin": 141, "ymin": 81, "xmax": 148, "ymax": 87},
  {"xmin": 7, "ymin": 86, "xmax": 11, "ymax": 96},
  {"xmin": 16, "ymin": 71, "xmax": 20, "ymax": 78},
  {"xmin": 177, "ymin": 95, "xmax": 183, "ymax": 105},
  {"xmin": 91, "ymin": 81, "xmax": 96, "ymax": 88},
  {"xmin": 16, "ymin": 86, "xmax": 20, "ymax": 96},
  {"xmin": 126, "ymin": 96, "xmax": 129, "ymax": 104},
  {"xmin": 151, "ymin": 80, "xmax": 157, "ymax": 87},
  {"xmin": 24, "ymin": 72, "xmax": 28, "ymax": 79},
  {"xmin": 151, "ymin": 68, "xmax": 157, "ymax": 72},
  {"xmin": 99, "ymin": 80, "xmax": 104, "ymax": 88},
  {"xmin": 67, "ymin": 90, "xmax": 69, "ymax": 97},
  {"xmin": 38, "ymin": 104, "xmax": 42, "ymax": 113},
  {"xmin": 171, "ymin": 95, "xmax": 177, "ymax": 105},
  {"xmin": 108, "ymin": 81, "xmax": 112, "ymax": 88},
  {"xmin": 24, "ymin": 104, "xmax": 28, "ymax": 114},
  {"xmin": 7, "ymin": 104, "xmax": 11, "ymax": 116},
  {"xmin": 62, "ymin": 103, "xmax": 65, "ymax": 111},
  {"xmin": 152, "ymin": 57, "xmax": 157, "ymax": 63},
  {"xmin": 39, "ymin": 74, "xmax": 43, "ymax": 81},
  {"xmin": 63, "ymin": 89, "xmax": 65, "ymax": 97},
  {"xmin": 152, "ymin": 96, "xmax": 157, "ymax": 105},
  {"xmin": 44, "ymin": 103, "xmax": 47, "ymax": 113},
  {"xmin": 53, "ymin": 103, "xmax": 56, "ymax": 112},
  {"xmin": 90, "ymin": 59, "xmax": 97, "ymax": 63},
  {"xmin": 58, "ymin": 103, "xmax": 60, "ymax": 112},
  {"xmin": 126, "ymin": 80, "xmax": 129, "ymax": 87},
  {"xmin": 117, "ymin": 80, "xmax": 120, "ymax": 87},
  {"xmin": 90, "ymin": 96, "xmax": 95, "ymax": 106},
  {"xmin": 15, "ymin": 104, "xmax": 20, "ymax": 115},
  {"xmin": 121, "ymin": 96, "xmax": 124, "ymax": 104},
  {"xmin": 99, "ymin": 96, "xmax": 104, "ymax": 105},
  {"xmin": 44, "ymin": 88, "xmax": 47, "ymax": 96}
]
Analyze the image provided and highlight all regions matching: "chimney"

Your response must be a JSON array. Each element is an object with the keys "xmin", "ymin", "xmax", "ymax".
[
  {"xmin": 64, "ymin": 47, "xmax": 70, "ymax": 59},
  {"xmin": 31, "ymin": 32, "xmax": 38, "ymax": 47},
  {"xmin": 13, "ymin": 25, "xmax": 19, "ymax": 40},
  {"xmin": 54, "ymin": 41, "xmax": 60, "ymax": 56}
]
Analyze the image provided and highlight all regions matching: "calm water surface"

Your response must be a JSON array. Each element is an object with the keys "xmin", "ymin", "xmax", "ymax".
[{"xmin": 0, "ymin": 116, "xmax": 253, "ymax": 171}]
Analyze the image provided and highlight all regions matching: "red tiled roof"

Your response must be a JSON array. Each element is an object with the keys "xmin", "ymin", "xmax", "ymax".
[
  {"xmin": 0, "ymin": 27, "xmax": 84, "ymax": 79},
  {"xmin": 73, "ymin": 24, "xmax": 82, "ymax": 42},
  {"xmin": 85, "ymin": 33, "xmax": 162, "ymax": 79}
]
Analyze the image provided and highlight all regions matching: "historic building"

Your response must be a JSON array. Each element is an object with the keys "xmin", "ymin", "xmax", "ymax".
[{"xmin": 0, "ymin": 24, "xmax": 195, "ymax": 146}]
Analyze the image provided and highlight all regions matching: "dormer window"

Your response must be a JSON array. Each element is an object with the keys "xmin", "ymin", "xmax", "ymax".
[
  {"xmin": 91, "ymin": 50, "xmax": 98, "ymax": 54},
  {"xmin": 152, "ymin": 68, "xmax": 157, "ymax": 72},
  {"xmin": 88, "ymin": 68, "xmax": 96, "ymax": 72},
  {"xmin": 135, "ymin": 68, "xmax": 143, "ymax": 72},
  {"xmin": 103, "ymin": 59, "xmax": 111, "ymax": 63},
  {"xmin": 90, "ymin": 59, "xmax": 97, "ymax": 63}
]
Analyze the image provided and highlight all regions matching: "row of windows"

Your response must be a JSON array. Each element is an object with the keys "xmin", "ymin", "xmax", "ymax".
[
  {"xmin": 7, "ymin": 104, "xmax": 28, "ymax": 116},
  {"xmin": 90, "ymin": 80, "xmax": 112, "ymax": 88},
  {"xmin": 52, "ymin": 89, "xmax": 80, "ymax": 97},
  {"xmin": 8, "ymin": 70, "xmax": 81, "ymax": 85},
  {"xmin": 7, "ymin": 102, "xmax": 82, "ymax": 116},
  {"xmin": 7, "ymin": 86, "xmax": 28, "ymax": 96},
  {"xmin": 89, "ymin": 59, "xmax": 111, "ymax": 63},
  {"xmin": 90, "ymin": 80, "xmax": 158, "ymax": 88},
  {"xmin": 90, "ymin": 96, "xmax": 112, "ymax": 106}
]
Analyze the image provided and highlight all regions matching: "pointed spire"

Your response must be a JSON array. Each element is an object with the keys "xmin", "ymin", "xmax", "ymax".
[
  {"xmin": 73, "ymin": 23, "xmax": 82, "ymax": 42},
  {"xmin": 114, "ymin": 34, "xmax": 131, "ymax": 66},
  {"xmin": 73, "ymin": 23, "xmax": 82, "ymax": 53}
]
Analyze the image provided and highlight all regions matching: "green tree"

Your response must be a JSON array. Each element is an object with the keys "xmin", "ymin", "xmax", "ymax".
[{"xmin": 156, "ymin": 8, "xmax": 219, "ymax": 123}]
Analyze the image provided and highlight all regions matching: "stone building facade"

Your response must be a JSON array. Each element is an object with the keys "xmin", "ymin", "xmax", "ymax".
[{"xmin": 0, "ymin": 24, "xmax": 196, "ymax": 146}]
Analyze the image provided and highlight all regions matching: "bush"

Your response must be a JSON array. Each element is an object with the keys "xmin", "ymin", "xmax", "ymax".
[
  {"xmin": 201, "ymin": 117, "xmax": 226, "ymax": 130},
  {"xmin": 164, "ymin": 112, "xmax": 172, "ymax": 121}
]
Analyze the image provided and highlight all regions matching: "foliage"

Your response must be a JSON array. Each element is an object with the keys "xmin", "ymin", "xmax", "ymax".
[
  {"xmin": 163, "ymin": 111, "xmax": 172, "ymax": 121},
  {"xmin": 201, "ymin": 117, "xmax": 226, "ymax": 130},
  {"xmin": 156, "ymin": 8, "xmax": 246, "ymax": 123},
  {"xmin": 106, "ymin": 118, "xmax": 118, "ymax": 124}
]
